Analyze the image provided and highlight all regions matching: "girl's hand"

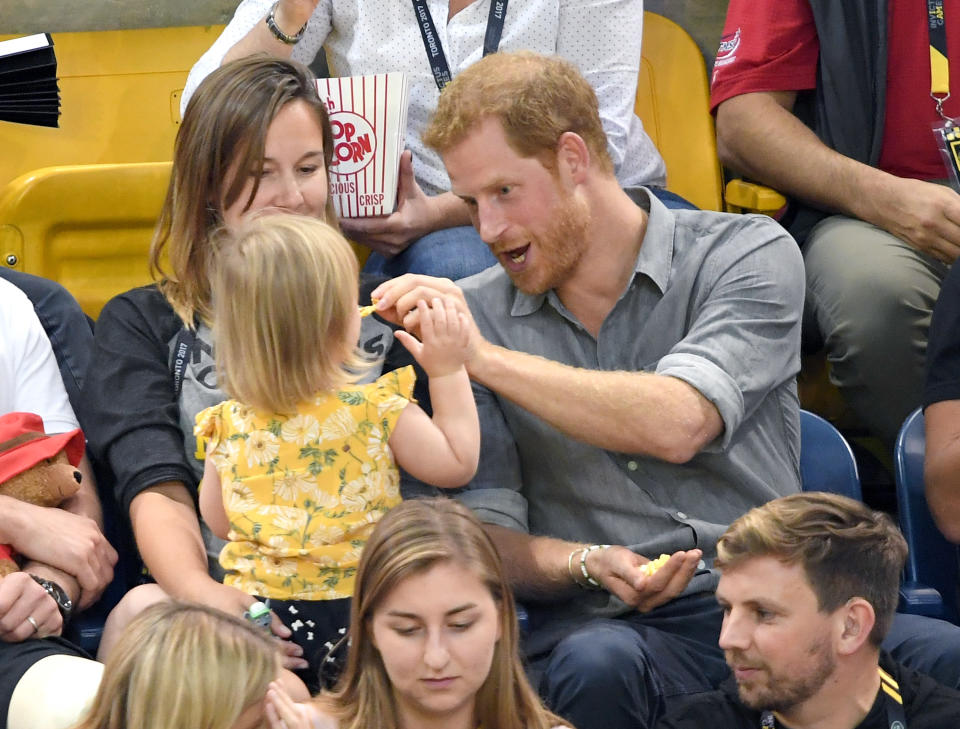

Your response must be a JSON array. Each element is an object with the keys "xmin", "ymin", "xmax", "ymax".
[
  {"xmin": 394, "ymin": 297, "xmax": 472, "ymax": 377},
  {"xmin": 265, "ymin": 681, "xmax": 333, "ymax": 729}
]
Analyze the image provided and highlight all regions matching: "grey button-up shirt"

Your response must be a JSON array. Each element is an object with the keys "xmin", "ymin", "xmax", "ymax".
[{"xmin": 454, "ymin": 189, "xmax": 805, "ymax": 651}]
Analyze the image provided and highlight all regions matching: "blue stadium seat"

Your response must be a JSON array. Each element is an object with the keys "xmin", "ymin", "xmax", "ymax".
[
  {"xmin": 894, "ymin": 408, "xmax": 960, "ymax": 623},
  {"xmin": 799, "ymin": 409, "xmax": 862, "ymax": 500}
]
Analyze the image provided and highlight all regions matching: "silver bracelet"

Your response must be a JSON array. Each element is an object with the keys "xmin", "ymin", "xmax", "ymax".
[
  {"xmin": 579, "ymin": 544, "xmax": 610, "ymax": 590},
  {"xmin": 265, "ymin": 2, "xmax": 307, "ymax": 45}
]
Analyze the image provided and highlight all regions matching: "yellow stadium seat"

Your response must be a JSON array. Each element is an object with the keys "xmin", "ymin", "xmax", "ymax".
[
  {"xmin": 0, "ymin": 163, "xmax": 171, "ymax": 318},
  {"xmin": 635, "ymin": 12, "xmax": 723, "ymax": 211},
  {"xmin": 0, "ymin": 26, "xmax": 223, "ymax": 188}
]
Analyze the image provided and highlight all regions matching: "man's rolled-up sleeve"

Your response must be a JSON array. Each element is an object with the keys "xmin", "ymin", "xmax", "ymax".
[{"xmin": 657, "ymin": 215, "xmax": 804, "ymax": 450}]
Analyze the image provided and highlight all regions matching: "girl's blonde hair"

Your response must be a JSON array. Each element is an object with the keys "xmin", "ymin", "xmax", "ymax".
[
  {"xmin": 72, "ymin": 601, "xmax": 277, "ymax": 729},
  {"xmin": 151, "ymin": 55, "xmax": 337, "ymax": 327},
  {"xmin": 320, "ymin": 498, "xmax": 571, "ymax": 729},
  {"xmin": 212, "ymin": 214, "xmax": 368, "ymax": 414}
]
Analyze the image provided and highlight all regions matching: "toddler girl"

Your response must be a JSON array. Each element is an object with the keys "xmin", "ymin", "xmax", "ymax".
[{"xmin": 195, "ymin": 214, "xmax": 479, "ymax": 691}]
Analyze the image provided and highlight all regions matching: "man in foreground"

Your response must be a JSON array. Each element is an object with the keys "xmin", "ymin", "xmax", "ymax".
[{"xmin": 658, "ymin": 491, "xmax": 960, "ymax": 728}]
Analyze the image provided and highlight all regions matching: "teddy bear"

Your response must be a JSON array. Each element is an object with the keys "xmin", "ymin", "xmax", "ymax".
[{"xmin": 0, "ymin": 411, "xmax": 86, "ymax": 578}]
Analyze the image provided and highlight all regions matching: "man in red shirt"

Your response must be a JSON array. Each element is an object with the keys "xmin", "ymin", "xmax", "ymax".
[{"xmin": 711, "ymin": 0, "xmax": 959, "ymax": 446}]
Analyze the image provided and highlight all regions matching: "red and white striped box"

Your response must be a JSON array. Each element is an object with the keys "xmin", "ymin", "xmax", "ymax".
[{"xmin": 317, "ymin": 73, "xmax": 409, "ymax": 218}]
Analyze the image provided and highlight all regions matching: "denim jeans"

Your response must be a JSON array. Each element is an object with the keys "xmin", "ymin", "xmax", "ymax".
[
  {"xmin": 530, "ymin": 592, "xmax": 728, "ymax": 729},
  {"xmin": 362, "ymin": 225, "xmax": 497, "ymax": 281}
]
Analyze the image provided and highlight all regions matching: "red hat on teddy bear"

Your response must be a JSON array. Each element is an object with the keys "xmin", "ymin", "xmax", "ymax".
[{"xmin": 0, "ymin": 412, "xmax": 85, "ymax": 483}]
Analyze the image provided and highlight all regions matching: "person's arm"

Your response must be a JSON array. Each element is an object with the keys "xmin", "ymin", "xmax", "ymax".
[
  {"xmin": 63, "ymin": 454, "xmax": 101, "ymax": 525},
  {"xmin": 180, "ymin": 0, "xmax": 330, "ymax": 113},
  {"xmin": 78, "ymin": 294, "xmax": 215, "ymax": 601},
  {"xmin": 221, "ymin": 0, "xmax": 320, "ymax": 65},
  {"xmin": 131, "ymin": 483, "xmax": 306, "ymax": 669},
  {"xmin": 716, "ymin": 91, "xmax": 960, "ymax": 263},
  {"xmin": 924, "ymin": 400, "xmax": 960, "ymax": 542},
  {"xmin": 0, "ymin": 496, "xmax": 115, "ymax": 612},
  {"xmin": 197, "ymin": 460, "xmax": 229, "ymax": 540},
  {"xmin": 469, "ymin": 348, "xmax": 722, "ymax": 464},
  {"xmin": 128, "ymin": 481, "xmax": 216, "ymax": 601},
  {"xmin": 20, "ymin": 454, "xmax": 116, "ymax": 610},
  {"xmin": 485, "ymin": 524, "xmax": 702, "ymax": 609},
  {"xmin": 557, "ymin": 0, "xmax": 646, "ymax": 175},
  {"xmin": 923, "ymin": 263, "xmax": 960, "ymax": 542},
  {"xmin": 450, "ymin": 366, "xmax": 703, "ymax": 608},
  {"xmin": 389, "ymin": 298, "xmax": 480, "ymax": 487},
  {"xmin": 374, "ymin": 280, "xmax": 719, "ymax": 463}
]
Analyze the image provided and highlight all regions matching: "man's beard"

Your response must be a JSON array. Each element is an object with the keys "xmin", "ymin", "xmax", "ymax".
[
  {"xmin": 729, "ymin": 638, "xmax": 836, "ymax": 713},
  {"xmin": 506, "ymin": 189, "xmax": 591, "ymax": 295}
]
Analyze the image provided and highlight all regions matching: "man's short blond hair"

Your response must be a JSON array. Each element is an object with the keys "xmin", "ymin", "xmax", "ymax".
[{"xmin": 423, "ymin": 51, "xmax": 613, "ymax": 173}]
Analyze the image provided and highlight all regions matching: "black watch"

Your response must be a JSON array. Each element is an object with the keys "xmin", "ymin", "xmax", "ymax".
[{"xmin": 30, "ymin": 575, "xmax": 74, "ymax": 626}]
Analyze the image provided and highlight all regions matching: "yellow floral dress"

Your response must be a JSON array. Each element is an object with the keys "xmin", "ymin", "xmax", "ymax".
[{"xmin": 194, "ymin": 366, "xmax": 414, "ymax": 600}]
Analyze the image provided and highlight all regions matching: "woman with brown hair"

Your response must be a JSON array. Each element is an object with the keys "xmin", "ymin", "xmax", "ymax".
[
  {"xmin": 79, "ymin": 55, "xmax": 425, "ymax": 676},
  {"xmin": 265, "ymin": 498, "xmax": 572, "ymax": 729}
]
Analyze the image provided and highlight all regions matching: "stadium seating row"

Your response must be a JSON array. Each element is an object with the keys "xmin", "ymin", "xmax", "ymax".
[{"xmin": 0, "ymin": 14, "xmax": 779, "ymax": 318}]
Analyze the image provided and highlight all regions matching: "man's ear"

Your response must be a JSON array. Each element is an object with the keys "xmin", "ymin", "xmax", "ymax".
[
  {"xmin": 836, "ymin": 598, "xmax": 876, "ymax": 656},
  {"xmin": 556, "ymin": 131, "xmax": 590, "ymax": 184}
]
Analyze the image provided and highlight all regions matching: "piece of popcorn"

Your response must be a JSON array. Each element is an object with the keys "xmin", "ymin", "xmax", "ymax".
[
  {"xmin": 359, "ymin": 297, "xmax": 380, "ymax": 318},
  {"xmin": 639, "ymin": 553, "xmax": 671, "ymax": 576}
]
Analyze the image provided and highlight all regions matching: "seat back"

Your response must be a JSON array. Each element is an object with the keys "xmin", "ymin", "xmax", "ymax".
[
  {"xmin": 894, "ymin": 408, "xmax": 960, "ymax": 623},
  {"xmin": 0, "ymin": 26, "xmax": 223, "ymax": 188},
  {"xmin": 799, "ymin": 409, "xmax": 862, "ymax": 500},
  {"xmin": 0, "ymin": 162, "xmax": 171, "ymax": 318},
  {"xmin": 635, "ymin": 12, "xmax": 723, "ymax": 211}
]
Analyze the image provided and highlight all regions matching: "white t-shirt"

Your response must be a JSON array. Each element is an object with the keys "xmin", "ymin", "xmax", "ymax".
[
  {"xmin": 0, "ymin": 278, "xmax": 79, "ymax": 433},
  {"xmin": 183, "ymin": 0, "xmax": 667, "ymax": 195}
]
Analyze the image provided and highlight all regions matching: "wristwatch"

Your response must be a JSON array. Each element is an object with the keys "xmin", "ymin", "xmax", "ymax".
[{"xmin": 30, "ymin": 575, "xmax": 74, "ymax": 626}]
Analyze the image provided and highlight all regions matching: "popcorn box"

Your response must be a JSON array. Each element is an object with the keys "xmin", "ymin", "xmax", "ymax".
[{"xmin": 317, "ymin": 73, "xmax": 409, "ymax": 218}]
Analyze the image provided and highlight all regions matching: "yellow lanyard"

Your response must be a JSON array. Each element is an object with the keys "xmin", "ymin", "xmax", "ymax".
[{"xmin": 929, "ymin": 0, "xmax": 951, "ymax": 118}]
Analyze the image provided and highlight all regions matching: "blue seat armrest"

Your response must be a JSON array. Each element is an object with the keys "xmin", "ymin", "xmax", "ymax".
[{"xmin": 898, "ymin": 581, "xmax": 946, "ymax": 619}]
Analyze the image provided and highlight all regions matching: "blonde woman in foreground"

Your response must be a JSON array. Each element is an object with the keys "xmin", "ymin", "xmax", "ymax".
[
  {"xmin": 264, "ymin": 498, "xmax": 573, "ymax": 729},
  {"xmin": 72, "ymin": 601, "xmax": 302, "ymax": 729}
]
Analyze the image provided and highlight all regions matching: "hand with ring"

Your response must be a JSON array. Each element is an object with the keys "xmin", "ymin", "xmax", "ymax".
[{"xmin": 0, "ymin": 572, "xmax": 62, "ymax": 642}]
